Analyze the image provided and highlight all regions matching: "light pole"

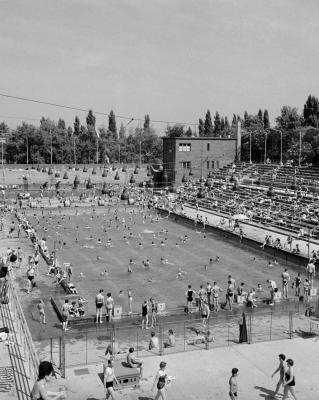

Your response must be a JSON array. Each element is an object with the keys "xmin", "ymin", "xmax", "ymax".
[
  {"xmin": 123, "ymin": 118, "xmax": 134, "ymax": 165},
  {"xmin": 280, "ymin": 130, "xmax": 282, "ymax": 165},
  {"xmin": 298, "ymin": 131, "xmax": 302, "ymax": 167},
  {"xmin": 50, "ymin": 129, "xmax": 53, "ymax": 165},
  {"xmin": 73, "ymin": 135, "xmax": 76, "ymax": 165},
  {"xmin": 26, "ymin": 134, "xmax": 29, "ymax": 165},
  {"xmin": 249, "ymin": 130, "xmax": 258, "ymax": 164},
  {"xmin": 96, "ymin": 137, "xmax": 99, "ymax": 165},
  {"xmin": 264, "ymin": 130, "xmax": 268, "ymax": 163}
]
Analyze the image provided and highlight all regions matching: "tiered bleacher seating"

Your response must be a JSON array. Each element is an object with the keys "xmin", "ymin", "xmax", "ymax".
[{"xmin": 176, "ymin": 162, "xmax": 319, "ymax": 239}]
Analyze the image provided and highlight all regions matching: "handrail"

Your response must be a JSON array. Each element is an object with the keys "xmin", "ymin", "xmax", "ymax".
[{"xmin": 1, "ymin": 275, "xmax": 39, "ymax": 399}]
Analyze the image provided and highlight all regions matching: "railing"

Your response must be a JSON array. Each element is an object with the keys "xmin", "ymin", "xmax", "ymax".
[{"xmin": 0, "ymin": 275, "xmax": 39, "ymax": 399}]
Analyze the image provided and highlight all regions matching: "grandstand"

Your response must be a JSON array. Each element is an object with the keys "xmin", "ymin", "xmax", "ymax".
[{"xmin": 176, "ymin": 161, "xmax": 319, "ymax": 243}]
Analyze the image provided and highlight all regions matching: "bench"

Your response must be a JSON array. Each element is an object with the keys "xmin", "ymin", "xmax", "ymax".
[{"xmin": 114, "ymin": 360, "xmax": 140, "ymax": 388}]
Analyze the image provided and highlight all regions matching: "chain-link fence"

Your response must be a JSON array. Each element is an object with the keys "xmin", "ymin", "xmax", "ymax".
[{"xmin": 47, "ymin": 301, "xmax": 318, "ymax": 376}]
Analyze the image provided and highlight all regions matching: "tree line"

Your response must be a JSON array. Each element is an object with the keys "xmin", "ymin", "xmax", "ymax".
[
  {"xmin": 1, "ymin": 94, "xmax": 319, "ymax": 165},
  {"xmin": 0, "ymin": 111, "xmax": 162, "ymax": 165}
]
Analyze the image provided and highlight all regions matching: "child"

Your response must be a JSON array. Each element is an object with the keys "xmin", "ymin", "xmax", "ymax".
[{"xmin": 229, "ymin": 368, "xmax": 239, "ymax": 400}]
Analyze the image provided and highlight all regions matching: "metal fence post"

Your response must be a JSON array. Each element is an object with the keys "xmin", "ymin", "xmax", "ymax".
[
  {"xmin": 60, "ymin": 334, "xmax": 65, "ymax": 378},
  {"xmin": 136, "ymin": 330, "xmax": 139, "ymax": 357},
  {"xmin": 248, "ymin": 314, "xmax": 252, "ymax": 344},
  {"xmin": 184, "ymin": 321, "xmax": 186, "ymax": 351},
  {"xmin": 289, "ymin": 311, "xmax": 293, "ymax": 339},
  {"xmin": 85, "ymin": 331, "xmax": 88, "ymax": 364},
  {"xmin": 159, "ymin": 323, "xmax": 163, "ymax": 356}
]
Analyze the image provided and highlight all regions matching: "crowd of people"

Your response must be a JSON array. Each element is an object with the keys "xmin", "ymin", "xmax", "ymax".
[{"xmin": 0, "ymin": 175, "xmax": 316, "ymax": 400}]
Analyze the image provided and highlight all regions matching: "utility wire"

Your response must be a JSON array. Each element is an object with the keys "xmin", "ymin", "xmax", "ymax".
[{"xmin": 0, "ymin": 92, "xmax": 198, "ymax": 127}]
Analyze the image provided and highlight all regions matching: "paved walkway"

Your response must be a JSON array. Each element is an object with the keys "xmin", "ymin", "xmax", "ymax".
[
  {"xmin": 60, "ymin": 336, "xmax": 319, "ymax": 399},
  {"xmin": 181, "ymin": 204, "xmax": 319, "ymax": 259}
]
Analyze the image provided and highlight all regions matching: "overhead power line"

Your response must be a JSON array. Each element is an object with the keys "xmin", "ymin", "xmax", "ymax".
[{"xmin": 0, "ymin": 92, "xmax": 198, "ymax": 127}]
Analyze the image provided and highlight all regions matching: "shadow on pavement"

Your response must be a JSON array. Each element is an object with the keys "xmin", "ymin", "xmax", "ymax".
[
  {"xmin": 137, "ymin": 397, "xmax": 153, "ymax": 400},
  {"xmin": 254, "ymin": 385, "xmax": 275, "ymax": 399}
]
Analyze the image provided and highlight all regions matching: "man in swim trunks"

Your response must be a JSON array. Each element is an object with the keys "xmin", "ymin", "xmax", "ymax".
[
  {"xmin": 105, "ymin": 293, "xmax": 114, "ymax": 322},
  {"xmin": 95, "ymin": 289, "xmax": 105, "ymax": 324}
]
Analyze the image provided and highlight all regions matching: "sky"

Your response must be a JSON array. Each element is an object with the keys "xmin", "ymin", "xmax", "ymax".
[{"xmin": 1, "ymin": 0, "xmax": 319, "ymax": 133}]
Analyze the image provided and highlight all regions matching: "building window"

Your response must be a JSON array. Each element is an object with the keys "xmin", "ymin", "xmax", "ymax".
[
  {"xmin": 207, "ymin": 161, "xmax": 210, "ymax": 169},
  {"xmin": 178, "ymin": 143, "xmax": 191, "ymax": 152},
  {"xmin": 211, "ymin": 161, "xmax": 215, "ymax": 169},
  {"xmin": 216, "ymin": 160, "xmax": 220, "ymax": 169},
  {"xmin": 180, "ymin": 161, "xmax": 191, "ymax": 169},
  {"xmin": 207, "ymin": 143, "xmax": 210, "ymax": 151}
]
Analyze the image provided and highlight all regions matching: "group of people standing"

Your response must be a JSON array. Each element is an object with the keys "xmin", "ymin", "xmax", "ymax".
[{"xmin": 95, "ymin": 289, "xmax": 115, "ymax": 324}]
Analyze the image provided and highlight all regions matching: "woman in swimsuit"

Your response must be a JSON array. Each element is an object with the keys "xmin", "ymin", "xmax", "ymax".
[
  {"xmin": 152, "ymin": 361, "xmax": 168, "ymax": 400},
  {"xmin": 103, "ymin": 359, "xmax": 119, "ymax": 400},
  {"xmin": 27, "ymin": 264, "xmax": 35, "ymax": 294},
  {"xmin": 31, "ymin": 361, "xmax": 65, "ymax": 400},
  {"xmin": 283, "ymin": 359, "xmax": 297, "ymax": 400}
]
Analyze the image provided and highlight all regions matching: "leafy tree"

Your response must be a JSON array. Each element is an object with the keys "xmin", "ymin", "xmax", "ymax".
[
  {"xmin": 204, "ymin": 110, "xmax": 214, "ymax": 136},
  {"xmin": 0, "ymin": 122, "xmax": 9, "ymax": 134},
  {"xmin": 67, "ymin": 126, "xmax": 73, "ymax": 137},
  {"xmin": 231, "ymin": 114, "xmax": 237, "ymax": 127},
  {"xmin": 57, "ymin": 118, "xmax": 66, "ymax": 130},
  {"xmin": 144, "ymin": 114, "xmax": 150, "ymax": 130},
  {"xmin": 108, "ymin": 110, "xmax": 117, "ymax": 139},
  {"xmin": 220, "ymin": 117, "xmax": 225, "ymax": 132},
  {"xmin": 119, "ymin": 123, "xmax": 125, "ymax": 140},
  {"xmin": 185, "ymin": 126, "xmax": 193, "ymax": 137},
  {"xmin": 303, "ymin": 95, "xmax": 319, "ymax": 127},
  {"xmin": 224, "ymin": 117, "xmax": 230, "ymax": 130},
  {"xmin": 214, "ymin": 112, "xmax": 221, "ymax": 135},
  {"xmin": 276, "ymin": 106, "xmax": 302, "ymax": 130},
  {"xmin": 263, "ymin": 109, "xmax": 270, "ymax": 129},
  {"xmin": 244, "ymin": 111, "xmax": 249, "ymax": 127},
  {"xmin": 244, "ymin": 114, "xmax": 264, "ymax": 130},
  {"xmin": 165, "ymin": 124, "xmax": 184, "ymax": 138},
  {"xmin": 86, "ymin": 110, "xmax": 96, "ymax": 128},
  {"xmin": 74, "ymin": 116, "xmax": 80, "ymax": 136},
  {"xmin": 198, "ymin": 118, "xmax": 204, "ymax": 136},
  {"xmin": 258, "ymin": 109, "xmax": 263, "ymax": 123}
]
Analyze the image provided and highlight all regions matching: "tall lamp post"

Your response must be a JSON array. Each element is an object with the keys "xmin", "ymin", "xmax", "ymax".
[
  {"xmin": 298, "ymin": 131, "xmax": 302, "ymax": 168},
  {"xmin": 249, "ymin": 130, "xmax": 258, "ymax": 164},
  {"xmin": 73, "ymin": 135, "xmax": 76, "ymax": 165},
  {"xmin": 0, "ymin": 130, "xmax": 7, "ymax": 167},
  {"xmin": 50, "ymin": 129, "xmax": 53, "ymax": 165},
  {"xmin": 26, "ymin": 133, "xmax": 29, "ymax": 165},
  {"xmin": 122, "ymin": 118, "xmax": 134, "ymax": 165},
  {"xmin": 264, "ymin": 130, "xmax": 268, "ymax": 163}
]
